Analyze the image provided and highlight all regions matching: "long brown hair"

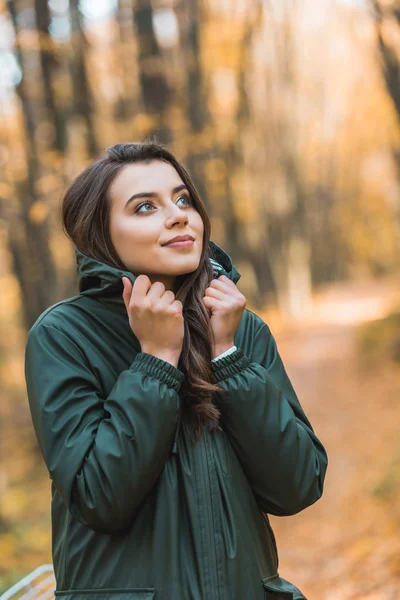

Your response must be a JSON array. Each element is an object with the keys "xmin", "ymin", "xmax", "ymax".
[{"xmin": 61, "ymin": 140, "xmax": 225, "ymax": 444}]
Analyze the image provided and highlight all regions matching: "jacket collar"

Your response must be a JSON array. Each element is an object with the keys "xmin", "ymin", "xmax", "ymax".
[{"xmin": 75, "ymin": 241, "xmax": 241, "ymax": 300}]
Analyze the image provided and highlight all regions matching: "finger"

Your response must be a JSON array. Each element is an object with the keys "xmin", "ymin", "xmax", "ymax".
[
  {"xmin": 202, "ymin": 297, "xmax": 212, "ymax": 314},
  {"xmin": 204, "ymin": 287, "xmax": 225, "ymax": 300},
  {"xmin": 146, "ymin": 281, "xmax": 167, "ymax": 302},
  {"xmin": 210, "ymin": 276, "xmax": 233, "ymax": 290},
  {"xmin": 160, "ymin": 290, "xmax": 176, "ymax": 305},
  {"xmin": 171, "ymin": 299, "xmax": 183, "ymax": 313},
  {"xmin": 131, "ymin": 274, "xmax": 152, "ymax": 304},
  {"xmin": 121, "ymin": 277, "xmax": 132, "ymax": 309},
  {"xmin": 203, "ymin": 296, "xmax": 220, "ymax": 309}
]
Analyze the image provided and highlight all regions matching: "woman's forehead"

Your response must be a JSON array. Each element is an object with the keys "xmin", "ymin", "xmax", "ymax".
[{"xmin": 113, "ymin": 160, "xmax": 183, "ymax": 195}]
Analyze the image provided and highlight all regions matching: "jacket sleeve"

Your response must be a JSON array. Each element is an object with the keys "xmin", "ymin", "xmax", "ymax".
[
  {"xmin": 211, "ymin": 319, "xmax": 328, "ymax": 516},
  {"xmin": 25, "ymin": 323, "xmax": 184, "ymax": 534}
]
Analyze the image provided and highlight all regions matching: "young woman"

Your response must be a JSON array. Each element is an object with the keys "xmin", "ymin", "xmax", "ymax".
[{"xmin": 25, "ymin": 141, "xmax": 328, "ymax": 600}]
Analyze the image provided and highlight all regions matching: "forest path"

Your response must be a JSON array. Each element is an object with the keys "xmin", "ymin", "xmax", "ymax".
[{"xmin": 265, "ymin": 277, "xmax": 400, "ymax": 600}]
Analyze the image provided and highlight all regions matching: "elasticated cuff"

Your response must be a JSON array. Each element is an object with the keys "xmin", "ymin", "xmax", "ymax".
[
  {"xmin": 130, "ymin": 352, "xmax": 185, "ymax": 392},
  {"xmin": 211, "ymin": 346, "xmax": 251, "ymax": 383}
]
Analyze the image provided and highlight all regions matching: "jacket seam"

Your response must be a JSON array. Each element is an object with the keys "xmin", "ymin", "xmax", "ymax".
[
  {"xmin": 205, "ymin": 433, "xmax": 223, "ymax": 599},
  {"xmin": 193, "ymin": 446, "xmax": 210, "ymax": 597}
]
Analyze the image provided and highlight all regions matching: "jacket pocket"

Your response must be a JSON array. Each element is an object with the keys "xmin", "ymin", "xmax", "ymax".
[
  {"xmin": 262, "ymin": 575, "xmax": 307, "ymax": 600},
  {"xmin": 54, "ymin": 589, "xmax": 155, "ymax": 600}
]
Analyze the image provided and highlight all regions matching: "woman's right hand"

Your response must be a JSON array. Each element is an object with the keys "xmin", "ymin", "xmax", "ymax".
[{"xmin": 122, "ymin": 275, "xmax": 184, "ymax": 366}]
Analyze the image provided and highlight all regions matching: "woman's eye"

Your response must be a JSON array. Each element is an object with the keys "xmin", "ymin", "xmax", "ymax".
[
  {"xmin": 178, "ymin": 195, "xmax": 192, "ymax": 206},
  {"xmin": 135, "ymin": 196, "xmax": 192, "ymax": 213},
  {"xmin": 135, "ymin": 202, "xmax": 154, "ymax": 213}
]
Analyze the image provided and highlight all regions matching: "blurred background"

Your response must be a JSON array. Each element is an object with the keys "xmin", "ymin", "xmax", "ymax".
[{"xmin": 1, "ymin": 0, "xmax": 400, "ymax": 598}]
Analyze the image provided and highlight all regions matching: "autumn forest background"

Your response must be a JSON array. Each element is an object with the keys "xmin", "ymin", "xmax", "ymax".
[{"xmin": 1, "ymin": 0, "xmax": 400, "ymax": 598}]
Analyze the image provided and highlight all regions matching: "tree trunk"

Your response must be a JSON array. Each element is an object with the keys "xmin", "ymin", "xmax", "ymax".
[
  {"xmin": 114, "ymin": 0, "xmax": 136, "ymax": 121},
  {"xmin": 132, "ymin": 0, "xmax": 173, "ymax": 143},
  {"xmin": 34, "ymin": 0, "xmax": 67, "ymax": 152},
  {"xmin": 176, "ymin": 0, "xmax": 210, "ymax": 202},
  {"xmin": 370, "ymin": 0, "xmax": 400, "ymax": 221},
  {"xmin": 69, "ymin": 0, "xmax": 99, "ymax": 157},
  {"xmin": 5, "ymin": 0, "xmax": 59, "ymax": 331}
]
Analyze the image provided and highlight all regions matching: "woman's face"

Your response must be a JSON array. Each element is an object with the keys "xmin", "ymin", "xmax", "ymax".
[{"xmin": 109, "ymin": 160, "xmax": 204, "ymax": 292}]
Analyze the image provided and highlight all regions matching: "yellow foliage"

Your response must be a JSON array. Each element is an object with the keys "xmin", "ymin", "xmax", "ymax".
[
  {"xmin": 8, "ymin": 158, "xmax": 27, "ymax": 183},
  {"xmin": 230, "ymin": 172, "xmax": 257, "ymax": 223},
  {"xmin": 23, "ymin": 526, "xmax": 51, "ymax": 553},
  {"xmin": 205, "ymin": 158, "xmax": 228, "ymax": 182},
  {"xmin": 203, "ymin": 20, "xmax": 244, "ymax": 69},
  {"xmin": 35, "ymin": 174, "xmax": 61, "ymax": 195},
  {"xmin": 28, "ymin": 201, "xmax": 49, "ymax": 224},
  {"xmin": 0, "ymin": 183, "xmax": 13, "ymax": 197},
  {"xmin": 131, "ymin": 113, "xmax": 157, "ymax": 136},
  {"xmin": 2, "ymin": 488, "xmax": 28, "ymax": 521},
  {"xmin": 0, "ymin": 534, "xmax": 21, "ymax": 570},
  {"xmin": 210, "ymin": 216, "xmax": 226, "ymax": 243},
  {"xmin": 0, "ymin": 357, "xmax": 24, "ymax": 391}
]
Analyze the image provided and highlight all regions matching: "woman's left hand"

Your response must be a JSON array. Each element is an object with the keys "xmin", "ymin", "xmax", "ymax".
[{"xmin": 202, "ymin": 275, "xmax": 246, "ymax": 355}]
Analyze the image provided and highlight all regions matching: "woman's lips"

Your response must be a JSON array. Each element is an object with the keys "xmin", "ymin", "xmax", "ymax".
[{"xmin": 164, "ymin": 240, "xmax": 194, "ymax": 248}]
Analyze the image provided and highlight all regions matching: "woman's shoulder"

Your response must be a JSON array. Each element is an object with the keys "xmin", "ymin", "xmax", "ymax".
[{"xmin": 27, "ymin": 293, "xmax": 88, "ymax": 340}]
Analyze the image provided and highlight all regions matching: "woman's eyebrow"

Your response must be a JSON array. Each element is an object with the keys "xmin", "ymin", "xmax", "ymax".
[{"xmin": 124, "ymin": 184, "xmax": 188, "ymax": 208}]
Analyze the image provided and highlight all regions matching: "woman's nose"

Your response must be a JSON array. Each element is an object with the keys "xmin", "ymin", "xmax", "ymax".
[{"xmin": 167, "ymin": 205, "xmax": 188, "ymax": 223}]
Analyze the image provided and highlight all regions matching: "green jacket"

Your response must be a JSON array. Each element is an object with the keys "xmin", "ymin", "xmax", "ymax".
[{"xmin": 24, "ymin": 241, "xmax": 328, "ymax": 600}]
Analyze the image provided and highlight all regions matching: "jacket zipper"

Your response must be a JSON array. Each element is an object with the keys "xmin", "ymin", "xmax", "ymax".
[
  {"xmin": 174, "ymin": 419, "xmax": 222, "ymax": 598},
  {"xmin": 199, "ymin": 429, "xmax": 221, "ymax": 600}
]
